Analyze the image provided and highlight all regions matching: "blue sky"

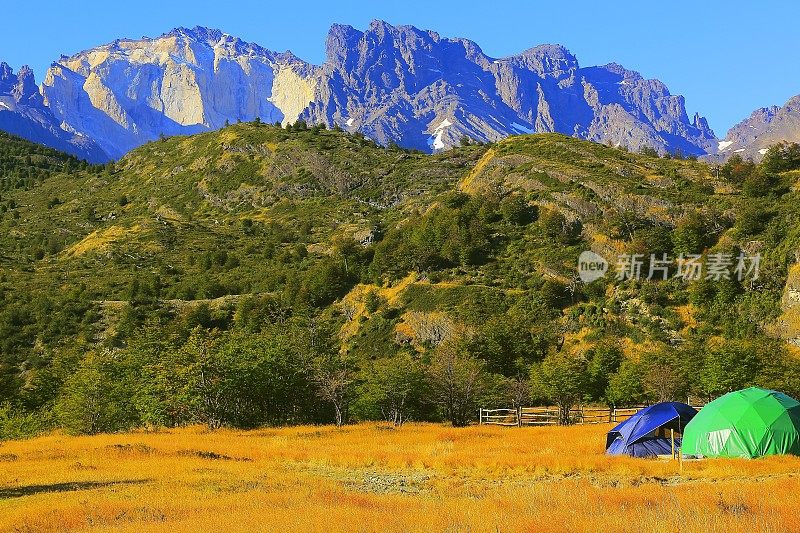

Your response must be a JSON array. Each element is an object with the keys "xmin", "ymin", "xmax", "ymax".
[{"xmin": 2, "ymin": 0, "xmax": 798, "ymax": 136}]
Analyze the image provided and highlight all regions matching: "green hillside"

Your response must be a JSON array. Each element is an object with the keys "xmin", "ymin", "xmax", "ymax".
[{"xmin": 1, "ymin": 123, "xmax": 800, "ymax": 435}]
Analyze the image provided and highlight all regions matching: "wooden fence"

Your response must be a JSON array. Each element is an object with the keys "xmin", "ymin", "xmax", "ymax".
[{"xmin": 479, "ymin": 406, "xmax": 676, "ymax": 427}]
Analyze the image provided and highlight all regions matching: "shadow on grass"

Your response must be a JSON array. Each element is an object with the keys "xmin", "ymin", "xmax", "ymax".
[{"xmin": 0, "ymin": 479, "xmax": 150, "ymax": 500}]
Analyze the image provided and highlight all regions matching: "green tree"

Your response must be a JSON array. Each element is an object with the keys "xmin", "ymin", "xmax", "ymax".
[
  {"xmin": 699, "ymin": 340, "xmax": 762, "ymax": 398},
  {"xmin": 0, "ymin": 403, "xmax": 48, "ymax": 440},
  {"xmin": 212, "ymin": 330, "xmax": 312, "ymax": 427},
  {"xmin": 760, "ymin": 142, "xmax": 800, "ymax": 173},
  {"xmin": 500, "ymin": 195, "xmax": 536, "ymax": 225},
  {"xmin": 364, "ymin": 290, "xmax": 383, "ymax": 314},
  {"xmin": 539, "ymin": 279, "xmax": 571, "ymax": 309},
  {"xmin": 672, "ymin": 212, "xmax": 713, "ymax": 254},
  {"xmin": 531, "ymin": 351, "xmax": 590, "ymax": 424},
  {"xmin": 720, "ymin": 154, "xmax": 756, "ymax": 184},
  {"xmin": 605, "ymin": 360, "xmax": 646, "ymax": 407},
  {"xmin": 124, "ymin": 322, "xmax": 189, "ymax": 428},
  {"xmin": 742, "ymin": 171, "xmax": 779, "ymax": 198},
  {"xmin": 639, "ymin": 146, "xmax": 659, "ymax": 158},
  {"xmin": 296, "ymin": 258, "xmax": 351, "ymax": 308},
  {"xmin": 585, "ymin": 342, "xmax": 623, "ymax": 401},
  {"xmin": 736, "ymin": 201, "xmax": 773, "ymax": 236},
  {"xmin": 540, "ymin": 209, "xmax": 582, "ymax": 244},
  {"xmin": 56, "ymin": 350, "xmax": 136, "ymax": 434},
  {"xmin": 468, "ymin": 315, "xmax": 549, "ymax": 376},
  {"xmin": 354, "ymin": 353, "xmax": 427, "ymax": 425}
]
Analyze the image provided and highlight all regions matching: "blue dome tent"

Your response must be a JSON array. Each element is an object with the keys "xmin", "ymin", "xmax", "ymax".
[{"xmin": 606, "ymin": 402, "xmax": 698, "ymax": 458}]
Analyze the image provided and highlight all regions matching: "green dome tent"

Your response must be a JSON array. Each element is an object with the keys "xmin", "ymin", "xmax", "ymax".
[{"xmin": 682, "ymin": 387, "xmax": 800, "ymax": 458}]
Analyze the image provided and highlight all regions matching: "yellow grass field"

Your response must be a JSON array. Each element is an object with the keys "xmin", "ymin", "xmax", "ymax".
[{"xmin": 1, "ymin": 423, "xmax": 798, "ymax": 532}]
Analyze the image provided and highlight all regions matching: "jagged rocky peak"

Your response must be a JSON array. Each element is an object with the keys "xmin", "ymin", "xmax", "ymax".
[
  {"xmin": 0, "ymin": 62, "xmax": 18, "ymax": 97},
  {"xmin": 325, "ymin": 19, "xmax": 486, "ymax": 73},
  {"xmin": 161, "ymin": 26, "xmax": 303, "ymax": 64},
  {"xmin": 165, "ymin": 26, "xmax": 226, "ymax": 43},
  {"xmin": 12, "ymin": 65, "xmax": 40, "ymax": 103},
  {"xmin": 1, "ymin": 21, "xmax": 724, "ymax": 160},
  {"xmin": 0, "ymin": 62, "xmax": 13, "ymax": 83},
  {"xmin": 0, "ymin": 60, "xmax": 106, "ymax": 161},
  {"xmin": 716, "ymin": 94, "xmax": 800, "ymax": 160},
  {"xmin": 507, "ymin": 45, "xmax": 579, "ymax": 78},
  {"xmin": 692, "ymin": 112, "xmax": 714, "ymax": 138},
  {"xmin": 599, "ymin": 62, "xmax": 643, "ymax": 81},
  {"xmin": 364, "ymin": 18, "xmax": 446, "ymax": 45},
  {"xmin": 325, "ymin": 23, "xmax": 359, "ymax": 61},
  {"xmin": 0, "ymin": 63, "xmax": 40, "ymax": 104},
  {"xmin": 318, "ymin": 20, "xmax": 717, "ymax": 155}
]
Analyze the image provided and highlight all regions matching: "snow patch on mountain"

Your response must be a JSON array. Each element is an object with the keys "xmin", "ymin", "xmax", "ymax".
[
  {"xmin": 718, "ymin": 140, "xmax": 734, "ymax": 151},
  {"xmin": 428, "ymin": 119, "xmax": 453, "ymax": 151}
]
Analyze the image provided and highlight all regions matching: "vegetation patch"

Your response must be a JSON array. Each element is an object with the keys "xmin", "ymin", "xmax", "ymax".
[{"xmin": 177, "ymin": 450, "xmax": 251, "ymax": 462}]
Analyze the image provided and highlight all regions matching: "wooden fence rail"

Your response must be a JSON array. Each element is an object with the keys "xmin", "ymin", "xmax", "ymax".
[{"xmin": 479, "ymin": 405, "xmax": 704, "ymax": 427}]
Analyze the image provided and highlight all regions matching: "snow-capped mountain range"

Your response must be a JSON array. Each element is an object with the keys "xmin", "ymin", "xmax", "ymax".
[{"xmin": 0, "ymin": 21, "xmax": 794, "ymax": 162}]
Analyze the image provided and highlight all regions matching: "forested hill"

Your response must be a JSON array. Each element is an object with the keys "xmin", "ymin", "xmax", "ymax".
[
  {"xmin": 0, "ymin": 130, "xmax": 90, "ymax": 194},
  {"xmin": 1, "ymin": 123, "xmax": 800, "ymax": 435}
]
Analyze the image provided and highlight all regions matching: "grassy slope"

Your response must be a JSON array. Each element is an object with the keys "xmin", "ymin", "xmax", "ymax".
[
  {"xmin": 0, "ymin": 424, "xmax": 798, "ymax": 532},
  {"xmin": 1, "ymin": 124, "xmax": 483, "ymax": 298},
  {"xmin": 2, "ymin": 125, "xmax": 800, "ymax": 378}
]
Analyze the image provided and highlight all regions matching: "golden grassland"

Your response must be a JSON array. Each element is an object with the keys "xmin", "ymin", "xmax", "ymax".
[{"xmin": 0, "ymin": 423, "xmax": 798, "ymax": 532}]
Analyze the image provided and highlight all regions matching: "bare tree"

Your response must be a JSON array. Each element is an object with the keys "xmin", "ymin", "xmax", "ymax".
[
  {"xmin": 427, "ymin": 340, "xmax": 485, "ymax": 426},
  {"xmin": 506, "ymin": 375, "xmax": 531, "ymax": 426},
  {"xmin": 311, "ymin": 354, "xmax": 355, "ymax": 426},
  {"xmin": 644, "ymin": 361, "xmax": 683, "ymax": 403}
]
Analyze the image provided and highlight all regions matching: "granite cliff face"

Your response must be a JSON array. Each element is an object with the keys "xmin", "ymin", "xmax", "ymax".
[
  {"xmin": 0, "ymin": 22, "xmax": 722, "ymax": 160},
  {"xmin": 41, "ymin": 27, "xmax": 318, "ymax": 159},
  {"xmin": 716, "ymin": 95, "xmax": 800, "ymax": 161},
  {"xmin": 0, "ymin": 62, "xmax": 105, "ymax": 161}
]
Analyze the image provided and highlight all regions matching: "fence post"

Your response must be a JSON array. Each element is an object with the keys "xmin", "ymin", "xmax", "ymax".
[
  {"xmin": 670, "ymin": 429, "xmax": 675, "ymax": 459},
  {"xmin": 478, "ymin": 409, "xmax": 482, "ymax": 425}
]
